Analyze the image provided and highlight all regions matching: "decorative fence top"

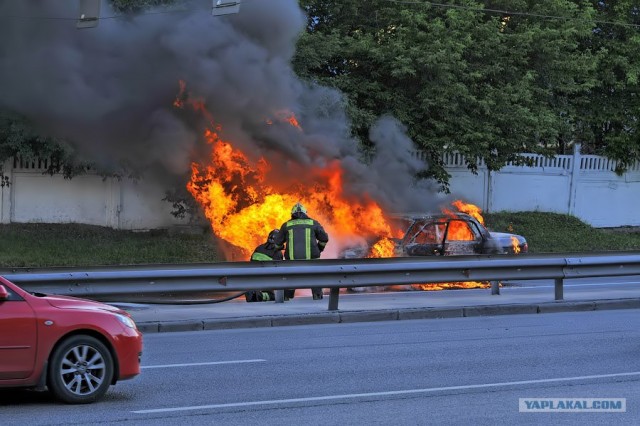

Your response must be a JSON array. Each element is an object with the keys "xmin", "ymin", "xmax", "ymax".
[
  {"xmin": 9, "ymin": 150, "xmax": 640, "ymax": 173},
  {"xmin": 439, "ymin": 152, "xmax": 639, "ymax": 173}
]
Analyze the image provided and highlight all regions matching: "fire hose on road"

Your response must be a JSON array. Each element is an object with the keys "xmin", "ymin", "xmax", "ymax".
[{"xmin": 3, "ymin": 251, "xmax": 640, "ymax": 311}]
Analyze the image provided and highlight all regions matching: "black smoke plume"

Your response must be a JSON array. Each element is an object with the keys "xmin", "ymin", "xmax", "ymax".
[{"xmin": 0, "ymin": 0, "xmax": 434, "ymax": 213}]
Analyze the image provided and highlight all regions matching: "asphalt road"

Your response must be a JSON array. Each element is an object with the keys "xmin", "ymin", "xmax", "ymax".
[
  {"xmin": 1, "ymin": 310, "xmax": 639, "ymax": 425},
  {"xmin": 507, "ymin": 275, "xmax": 640, "ymax": 288}
]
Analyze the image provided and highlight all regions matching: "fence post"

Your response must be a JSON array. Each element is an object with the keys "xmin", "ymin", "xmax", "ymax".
[
  {"xmin": 328, "ymin": 287, "xmax": 340, "ymax": 311},
  {"xmin": 0, "ymin": 158, "xmax": 14, "ymax": 224},
  {"xmin": 105, "ymin": 178, "xmax": 121, "ymax": 229},
  {"xmin": 555, "ymin": 278, "xmax": 564, "ymax": 301},
  {"xmin": 568, "ymin": 143, "xmax": 581, "ymax": 215},
  {"xmin": 486, "ymin": 169, "xmax": 493, "ymax": 213}
]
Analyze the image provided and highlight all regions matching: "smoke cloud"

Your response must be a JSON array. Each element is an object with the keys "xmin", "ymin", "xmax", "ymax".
[{"xmin": 0, "ymin": 0, "xmax": 435, "ymax": 212}]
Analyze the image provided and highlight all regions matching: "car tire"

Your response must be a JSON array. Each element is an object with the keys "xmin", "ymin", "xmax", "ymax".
[{"xmin": 47, "ymin": 335, "xmax": 114, "ymax": 404}]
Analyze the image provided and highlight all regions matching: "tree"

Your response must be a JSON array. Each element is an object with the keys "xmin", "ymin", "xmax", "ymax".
[
  {"xmin": 0, "ymin": 111, "xmax": 91, "ymax": 185},
  {"xmin": 574, "ymin": 0, "xmax": 640, "ymax": 172},
  {"xmin": 293, "ymin": 0, "xmax": 605, "ymax": 187}
]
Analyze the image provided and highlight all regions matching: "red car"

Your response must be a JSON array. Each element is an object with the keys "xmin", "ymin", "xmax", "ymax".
[{"xmin": 0, "ymin": 276, "xmax": 142, "ymax": 404}]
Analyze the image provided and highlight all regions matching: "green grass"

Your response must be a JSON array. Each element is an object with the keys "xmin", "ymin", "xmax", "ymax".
[
  {"xmin": 1, "ymin": 212, "xmax": 640, "ymax": 268},
  {"xmin": 0, "ymin": 223, "xmax": 220, "ymax": 268},
  {"xmin": 485, "ymin": 211, "xmax": 640, "ymax": 253}
]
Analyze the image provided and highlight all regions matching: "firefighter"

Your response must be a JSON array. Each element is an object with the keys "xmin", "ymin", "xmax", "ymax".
[
  {"xmin": 245, "ymin": 229, "xmax": 286, "ymax": 302},
  {"xmin": 273, "ymin": 202, "xmax": 329, "ymax": 300}
]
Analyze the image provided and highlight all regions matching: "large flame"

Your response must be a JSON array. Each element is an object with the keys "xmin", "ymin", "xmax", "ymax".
[
  {"xmin": 178, "ymin": 83, "xmax": 505, "ymax": 293},
  {"xmin": 179, "ymin": 84, "xmax": 400, "ymax": 260}
]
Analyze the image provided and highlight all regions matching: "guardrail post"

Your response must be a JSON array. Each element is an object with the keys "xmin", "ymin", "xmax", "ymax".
[
  {"xmin": 491, "ymin": 280, "xmax": 500, "ymax": 295},
  {"xmin": 555, "ymin": 278, "xmax": 564, "ymax": 301},
  {"xmin": 274, "ymin": 289, "xmax": 284, "ymax": 303},
  {"xmin": 328, "ymin": 287, "xmax": 340, "ymax": 311}
]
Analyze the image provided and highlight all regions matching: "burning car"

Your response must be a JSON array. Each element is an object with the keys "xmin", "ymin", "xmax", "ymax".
[
  {"xmin": 342, "ymin": 212, "xmax": 528, "ymax": 259},
  {"xmin": 176, "ymin": 82, "xmax": 524, "ymax": 266}
]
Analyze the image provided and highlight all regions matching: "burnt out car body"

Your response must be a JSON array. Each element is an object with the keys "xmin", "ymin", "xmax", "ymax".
[
  {"xmin": 397, "ymin": 213, "xmax": 527, "ymax": 256},
  {"xmin": 342, "ymin": 213, "xmax": 528, "ymax": 258}
]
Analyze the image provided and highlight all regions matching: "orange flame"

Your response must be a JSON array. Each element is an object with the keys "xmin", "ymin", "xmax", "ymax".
[
  {"xmin": 366, "ymin": 237, "xmax": 396, "ymax": 258},
  {"xmin": 412, "ymin": 200, "xmax": 491, "ymax": 289},
  {"xmin": 173, "ymin": 80, "xmax": 186, "ymax": 108},
  {"xmin": 441, "ymin": 200, "xmax": 485, "ymax": 241},
  {"xmin": 275, "ymin": 110, "xmax": 301, "ymax": 129},
  {"xmin": 451, "ymin": 199, "xmax": 484, "ymax": 225},
  {"xmin": 177, "ymin": 81, "xmax": 513, "ymax": 295},
  {"xmin": 412, "ymin": 282, "xmax": 492, "ymax": 290},
  {"xmin": 511, "ymin": 236, "xmax": 521, "ymax": 254},
  {"xmin": 180, "ymin": 84, "xmax": 401, "ymax": 260},
  {"xmin": 265, "ymin": 110, "xmax": 302, "ymax": 129}
]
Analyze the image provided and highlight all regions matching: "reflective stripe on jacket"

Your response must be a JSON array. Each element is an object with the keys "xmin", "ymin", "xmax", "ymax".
[
  {"xmin": 274, "ymin": 214, "xmax": 329, "ymax": 260},
  {"xmin": 250, "ymin": 242, "xmax": 284, "ymax": 261}
]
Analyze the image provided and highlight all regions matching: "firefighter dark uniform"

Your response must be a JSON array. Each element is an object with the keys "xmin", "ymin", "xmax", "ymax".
[
  {"xmin": 245, "ymin": 230, "xmax": 287, "ymax": 302},
  {"xmin": 274, "ymin": 203, "xmax": 329, "ymax": 300}
]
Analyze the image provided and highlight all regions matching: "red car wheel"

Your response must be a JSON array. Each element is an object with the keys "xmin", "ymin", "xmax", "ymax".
[{"xmin": 47, "ymin": 335, "xmax": 114, "ymax": 404}]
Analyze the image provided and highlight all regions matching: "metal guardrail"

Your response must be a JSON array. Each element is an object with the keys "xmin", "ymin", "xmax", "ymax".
[{"xmin": 3, "ymin": 251, "xmax": 640, "ymax": 311}]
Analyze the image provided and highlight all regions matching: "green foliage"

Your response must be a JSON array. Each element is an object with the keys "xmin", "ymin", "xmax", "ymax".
[
  {"xmin": 574, "ymin": 0, "xmax": 640, "ymax": 172},
  {"xmin": 163, "ymin": 181, "xmax": 204, "ymax": 223},
  {"xmin": 0, "ymin": 111, "xmax": 91, "ymax": 183},
  {"xmin": 294, "ymin": 0, "xmax": 638, "ymax": 187},
  {"xmin": 109, "ymin": 0, "xmax": 177, "ymax": 13}
]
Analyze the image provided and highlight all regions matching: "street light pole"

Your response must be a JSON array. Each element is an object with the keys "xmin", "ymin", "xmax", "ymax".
[
  {"xmin": 212, "ymin": 0, "xmax": 241, "ymax": 16},
  {"xmin": 77, "ymin": 0, "xmax": 101, "ymax": 29}
]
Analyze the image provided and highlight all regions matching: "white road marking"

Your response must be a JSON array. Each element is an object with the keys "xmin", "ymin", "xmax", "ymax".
[
  {"xmin": 516, "ymin": 282, "xmax": 640, "ymax": 288},
  {"xmin": 141, "ymin": 359, "xmax": 266, "ymax": 369},
  {"xmin": 132, "ymin": 371, "xmax": 640, "ymax": 414}
]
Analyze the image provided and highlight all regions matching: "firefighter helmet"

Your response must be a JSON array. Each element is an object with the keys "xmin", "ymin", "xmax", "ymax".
[
  {"xmin": 267, "ymin": 229, "xmax": 279, "ymax": 244},
  {"xmin": 291, "ymin": 202, "xmax": 307, "ymax": 215}
]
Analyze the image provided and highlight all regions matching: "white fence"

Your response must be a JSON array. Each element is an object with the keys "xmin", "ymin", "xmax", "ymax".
[
  {"xmin": 1, "ymin": 144, "xmax": 639, "ymax": 229},
  {"xmin": 442, "ymin": 144, "xmax": 640, "ymax": 227},
  {"xmin": 0, "ymin": 157, "xmax": 189, "ymax": 230}
]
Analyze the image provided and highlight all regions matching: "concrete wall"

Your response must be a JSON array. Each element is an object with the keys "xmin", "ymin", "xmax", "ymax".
[
  {"xmin": 444, "ymin": 145, "xmax": 640, "ymax": 227},
  {"xmin": 1, "ymin": 157, "xmax": 189, "ymax": 230},
  {"xmin": 2, "ymin": 144, "xmax": 639, "ymax": 229}
]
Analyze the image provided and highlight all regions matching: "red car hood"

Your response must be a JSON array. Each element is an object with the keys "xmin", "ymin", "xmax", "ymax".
[{"xmin": 45, "ymin": 294, "xmax": 124, "ymax": 313}]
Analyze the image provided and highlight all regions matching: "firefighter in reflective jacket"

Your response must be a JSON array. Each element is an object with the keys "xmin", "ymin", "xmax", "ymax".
[
  {"xmin": 245, "ymin": 229, "xmax": 285, "ymax": 302},
  {"xmin": 273, "ymin": 202, "xmax": 329, "ymax": 300}
]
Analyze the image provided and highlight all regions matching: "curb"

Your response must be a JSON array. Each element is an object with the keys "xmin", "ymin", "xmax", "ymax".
[{"xmin": 134, "ymin": 298, "xmax": 640, "ymax": 334}]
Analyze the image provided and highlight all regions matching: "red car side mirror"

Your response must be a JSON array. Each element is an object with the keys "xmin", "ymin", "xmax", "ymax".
[{"xmin": 0, "ymin": 285, "xmax": 8, "ymax": 301}]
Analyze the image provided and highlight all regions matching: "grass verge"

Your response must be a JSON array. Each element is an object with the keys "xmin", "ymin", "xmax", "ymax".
[
  {"xmin": 485, "ymin": 211, "xmax": 640, "ymax": 253},
  {"xmin": 1, "ymin": 212, "xmax": 640, "ymax": 268},
  {"xmin": 0, "ymin": 223, "xmax": 220, "ymax": 268}
]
